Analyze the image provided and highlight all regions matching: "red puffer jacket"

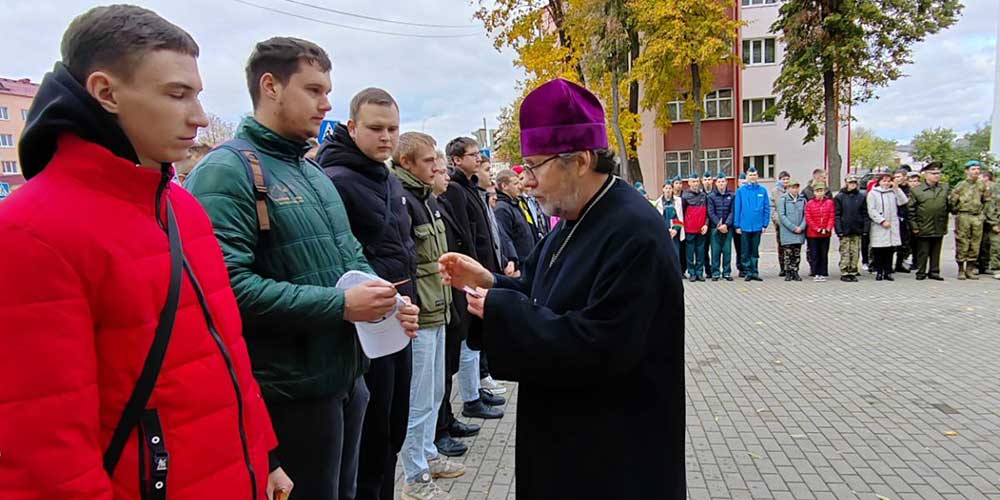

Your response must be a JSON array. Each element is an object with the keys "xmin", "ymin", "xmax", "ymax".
[
  {"xmin": 805, "ymin": 197, "xmax": 836, "ymax": 238},
  {"xmin": 0, "ymin": 134, "xmax": 277, "ymax": 500}
]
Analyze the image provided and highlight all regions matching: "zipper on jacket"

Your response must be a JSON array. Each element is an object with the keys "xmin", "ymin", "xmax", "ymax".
[{"xmin": 155, "ymin": 170, "xmax": 257, "ymax": 500}]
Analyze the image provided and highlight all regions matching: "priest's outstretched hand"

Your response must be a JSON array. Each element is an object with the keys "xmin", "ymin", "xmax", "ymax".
[{"xmin": 438, "ymin": 252, "xmax": 495, "ymax": 290}]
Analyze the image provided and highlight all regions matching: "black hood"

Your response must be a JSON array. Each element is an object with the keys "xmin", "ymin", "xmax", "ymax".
[
  {"xmin": 19, "ymin": 63, "xmax": 139, "ymax": 180},
  {"xmin": 316, "ymin": 123, "xmax": 388, "ymax": 181}
]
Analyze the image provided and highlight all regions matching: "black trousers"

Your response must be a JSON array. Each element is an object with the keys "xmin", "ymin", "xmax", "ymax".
[
  {"xmin": 896, "ymin": 221, "xmax": 912, "ymax": 268},
  {"xmin": 734, "ymin": 231, "xmax": 744, "ymax": 272},
  {"xmin": 914, "ymin": 236, "xmax": 944, "ymax": 276},
  {"xmin": 872, "ymin": 246, "xmax": 895, "ymax": 275},
  {"xmin": 678, "ymin": 239, "xmax": 688, "ymax": 274},
  {"xmin": 436, "ymin": 316, "xmax": 466, "ymax": 440},
  {"xmin": 861, "ymin": 233, "xmax": 871, "ymax": 265},
  {"xmin": 268, "ymin": 378, "xmax": 370, "ymax": 500},
  {"xmin": 807, "ymin": 237, "xmax": 831, "ymax": 276},
  {"xmin": 357, "ymin": 344, "xmax": 412, "ymax": 500}
]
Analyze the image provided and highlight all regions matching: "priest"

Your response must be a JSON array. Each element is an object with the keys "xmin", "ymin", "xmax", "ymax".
[{"xmin": 438, "ymin": 78, "xmax": 685, "ymax": 500}]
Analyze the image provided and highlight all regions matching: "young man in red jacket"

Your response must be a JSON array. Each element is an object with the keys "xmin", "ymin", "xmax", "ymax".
[{"xmin": 0, "ymin": 5, "xmax": 289, "ymax": 499}]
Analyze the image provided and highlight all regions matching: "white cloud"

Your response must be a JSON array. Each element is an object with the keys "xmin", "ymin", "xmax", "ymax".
[
  {"xmin": 2, "ymin": 0, "xmax": 523, "ymax": 145},
  {"xmin": 852, "ymin": 0, "xmax": 997, "ymax": 142}
]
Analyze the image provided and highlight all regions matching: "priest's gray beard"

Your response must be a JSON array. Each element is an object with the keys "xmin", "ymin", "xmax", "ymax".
[{"xmin": 541, "ymin": 181, "xmax": 584, "ymax": 221}]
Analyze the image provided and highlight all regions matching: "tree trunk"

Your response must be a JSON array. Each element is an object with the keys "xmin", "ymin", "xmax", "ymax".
[
  {"xmin": 610, "ymin": 71, "xmax": 631, "ymax": 183},
  {"xmin": 691, "ymin": 62, "xmax": 703, "ymax": 178},
  {"xmin": 627, "ymin": 26, "xmax": 644, "ymax": 184},
  {"xmin": 824, "ymin": 69, "xmax": 842, "ymax": 191}
]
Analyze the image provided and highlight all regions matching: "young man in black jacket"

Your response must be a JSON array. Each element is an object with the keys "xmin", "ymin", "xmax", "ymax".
[
  {"xmin": 835, "ymin": 175, "xmax": 868, "ymax": 281},
  {"xmin": 438, "ymin": 137, "xmax": 505, "ymax": 420},
  {"xmin": 494, "ymin": 168, "xmax": 540, "ymax": 267},
  {"xmin": 317, "ymin": 88, "xmax": 416, "ymax": 500}
]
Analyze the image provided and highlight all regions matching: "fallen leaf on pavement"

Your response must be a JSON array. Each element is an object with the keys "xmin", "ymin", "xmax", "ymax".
[{"xmin": 944, "ymin": 431, "xmax": 959, "ymax": 437}]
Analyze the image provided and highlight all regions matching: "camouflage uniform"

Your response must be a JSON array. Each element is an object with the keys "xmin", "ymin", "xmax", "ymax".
[
  {"xmin": 948, "ymin": 178, "xmax": 991, "ymax": 277},
  {"xmin": 985, "ymin": 182, "xmax": 1000, "ymax": 274}
]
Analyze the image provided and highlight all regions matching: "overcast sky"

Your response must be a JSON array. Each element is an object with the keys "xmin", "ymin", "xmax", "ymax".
[{"xmin": 2, "ymin": 0, "xmax": 996, "ymax": 146}]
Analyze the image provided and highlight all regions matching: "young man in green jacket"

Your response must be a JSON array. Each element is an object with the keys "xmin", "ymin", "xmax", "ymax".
[
  {"xmin": 184, "ymin": 37, "xmax": 419, "ymax": 500},
  {"xmin": 393, "ymin": 132, "xmax": 465, "ymax": 500}
]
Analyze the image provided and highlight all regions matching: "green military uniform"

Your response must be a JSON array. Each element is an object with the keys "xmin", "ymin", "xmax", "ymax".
[
  {"xmin": 948, "ymin": 176, "xmax": 990, "ymax": 277},
  {"xmin": 985, "ymin": 181, "xmax": 1000, "ymax": 276}
]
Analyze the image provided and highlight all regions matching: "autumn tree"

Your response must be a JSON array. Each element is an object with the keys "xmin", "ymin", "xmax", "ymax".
[
  {"xmin": 631, "ymin": 0, "xmax": 742, "ymax": 178},
  {"xmin": 771, "ymin": 0, "xmax": 962, "ymax": 190},
  {"xmin": 197, "ymin": 113, "xmax": 236, "ymax": 147},
  {"xmin": 475, "ymin": 0, "xmax": 644, "ymax": 182},
  {"xmin": 850, "ymin": 127, "xmax": 896, "ymax": 172}
]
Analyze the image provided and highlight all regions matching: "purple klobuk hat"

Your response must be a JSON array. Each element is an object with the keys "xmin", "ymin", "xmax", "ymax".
[{"xmin": 519, "ymin": 78, "xmax": 608, "ymax": 157}]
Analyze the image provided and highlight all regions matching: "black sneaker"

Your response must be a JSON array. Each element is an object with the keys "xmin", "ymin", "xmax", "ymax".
[
  {"xmin": 915, "ymin": 274, "xmax": 926, "ymax": 281},
  {"xmin": 462, "ymin": 400, "xmax": 504, "ymax": 419},
  {"xmin": 840, "ymin": 276, "xmax": 852, "ymax": 282},
  {"xmin": 928, "ymin": 274, "xmax": 945, "ymax": 281},
  {"xmin": 791, "ymin": 272, "xmax": 801, "ymax": 282},
  {"xmin": 479, "ymin": 389, "xmax": 505, "ymax": 406},
  {"xmin": 785, "ymin": 274, "xmax": 793, "ymax": 282},
  {"xmin": 711, "ymin": 276, "xmax": 720, "ymax": 282},
  {"xmin": 724, "ymin": 275, "xmax": 734, "ymax": 281},
  {"xmin": 448, "ymin": 420, "xmax": 481, "ymax": 438},
  {"xmin": 778, "ymin": 270, "xmax": 786, "ymax": 277},
  {"xmin": 751, "ymin": 276, "xmax": 764, "ymax": 282},
  {"xmin": 689, "ymin": 275, "xmax": 697, "ymax": 283},
  {"xmin": 435, "ymin": 436, "xmax": 468, "ymax": 457}
]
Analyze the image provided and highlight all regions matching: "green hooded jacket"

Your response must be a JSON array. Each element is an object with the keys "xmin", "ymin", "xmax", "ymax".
[{"xmin": 184, "ymin": 117, "xmax": 372, "ymax": 402}]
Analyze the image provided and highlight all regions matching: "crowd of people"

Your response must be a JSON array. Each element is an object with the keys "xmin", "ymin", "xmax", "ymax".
[
  {"xmin": 0, "ymin": 5, "xmax": 685, "ymax": 500},
  {"xmin": 652, "ymin": 161, "xmax": 999, "ymax": 283}
]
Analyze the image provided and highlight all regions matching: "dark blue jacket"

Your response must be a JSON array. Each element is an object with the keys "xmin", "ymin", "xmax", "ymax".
[{"xmin": 707, "ymin": 189, "xmax": 735, "ymax": 228}]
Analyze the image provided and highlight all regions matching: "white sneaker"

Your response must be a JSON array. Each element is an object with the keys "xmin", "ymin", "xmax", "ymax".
[
  {"xmin": 480, "ymin": 376, "xmax": 507, "ymax": 395},
  {"xmin": 402, "ymin": 474, "xmax": 455, "ymax": 500},
  {"xmin": 814, "ymin": 276, "xmax": 822, "ymax": 282},
  {"xmin": 429, "ymin": 457, "xmax": 466, "ymax": 479}
]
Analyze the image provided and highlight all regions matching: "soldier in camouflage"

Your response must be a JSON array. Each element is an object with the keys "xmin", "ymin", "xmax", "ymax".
[
  {"xmin": 977, "ymin": 170, "xmax": 995, "ymax": 275},
  {"xmin": 984, "ymin": 170, "xmax": 1000, "ymax": 280},
  {"xmin": 948, "ymin": 160, "xmax": 992, "ymax": 280}
]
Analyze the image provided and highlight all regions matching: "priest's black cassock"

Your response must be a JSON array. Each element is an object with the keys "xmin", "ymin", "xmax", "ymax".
[{"xmin": 475, "ymin": 175, "xmax": 685, "ymax": 500}]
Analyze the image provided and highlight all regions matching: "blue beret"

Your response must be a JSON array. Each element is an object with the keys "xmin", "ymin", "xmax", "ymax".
[
  {"xmin": 703, "ymin": 170, "xmax": 712, "ymax": 178},
  {"xmin": 717, "ymin": 172, "xmax": 726, "ymax": 179},
  {"xmin": 746, "ymin": 166, "xmax": 758, "ymax": 174},
  {"xmin": 739, "ymin": 173, "xmax": 747, "ymax": 180},
  {"xmin": 965, "ymin": 160, "xmax": 982, "ymax": 169}
]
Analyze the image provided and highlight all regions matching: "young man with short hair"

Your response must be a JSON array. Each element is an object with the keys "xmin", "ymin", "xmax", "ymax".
[
  {"xmin": 185, "ymin": 38, "xmax": 418, "ymax": 500},
  {"xmin": 392, "ymin": 132, "xmax": 466, "ymax": 500},
  {"xmin": 977, "ymin": 170, "xmax": 996, "ymax": 275},
  {"xmin": 707, "ymin": 173, "xmax": 735, "ymax": 281},
  {"xmin": 317, "ymin": 87, "xmax": 421, "ymax": 500},
  {"xmin": 1, "ymin": 5, "xmax": 285, "ymax": 499},
  {"xmin": 682, "ymin": 173, "xmax": 709, "ymax": 282},
  {"xmin": 948, "ymin": 160, "xmax": 991, "ymax": 280},
  {"xmin": 494, "ymin": 168, "xmax": 540, "ymax": 264}
]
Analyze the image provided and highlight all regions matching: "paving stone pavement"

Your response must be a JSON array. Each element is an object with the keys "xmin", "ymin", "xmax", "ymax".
[{"xmin": 394, "ymin": 233, "xmax": 1000, "ymax": 500}]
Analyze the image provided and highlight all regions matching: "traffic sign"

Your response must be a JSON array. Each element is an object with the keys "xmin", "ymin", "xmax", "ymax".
[
  {"xmin": 319, "ymin": 120, "xmax": 339, "ymax": 143},
  {"xmin": 0, "ymin": 182, "xmax": 10, "ymax": 201}
]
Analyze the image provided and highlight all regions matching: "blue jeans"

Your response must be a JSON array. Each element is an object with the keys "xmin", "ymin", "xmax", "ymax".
[
  {"xmin": 710, "ymin": 229, "xmax": 733, "ymax": 277},
  {"xmin": 740, "ymin": 231, "xmax": 762, "ymax": 277},
  {"xmin": 686, "ymin": 233, "xmax": 706, "ymax": 277},
  {"xmin": 458, "ymin": 340, "xmax": 480, "ymax": 403},
  {"xmin": 402, "ymin": 325, "xmax": 446, "ymax": 483}
]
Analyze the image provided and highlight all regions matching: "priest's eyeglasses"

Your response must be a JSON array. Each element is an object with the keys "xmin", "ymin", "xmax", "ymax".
[{"xmin": 523, "ymin": 155, "xmax": 560, "ymax": 179}]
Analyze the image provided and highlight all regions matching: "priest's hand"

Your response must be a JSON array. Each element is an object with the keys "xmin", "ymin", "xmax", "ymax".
[
  {"xmin": 267, "ymin": 467, "xmax": 293, "ymax": 500},
  {"xmin": 504, "ymin": 261, "xmax": 521, "ymax": 278},
  {"xmin": 396, "ymin": 296, "xmax": 420, "ymax": 339},
  {"xmin": 467, "ymin": 287, "xmax": 489, "ymax": 319},
  {"xmin": 439, "ymin": 252, "xmax": 495, "ymax": 290}
]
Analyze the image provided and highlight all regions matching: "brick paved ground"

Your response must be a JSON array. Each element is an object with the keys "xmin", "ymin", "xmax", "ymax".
[{"xmin": 395, "ymin": 233, "xmax": 1000, "ymax": 500}]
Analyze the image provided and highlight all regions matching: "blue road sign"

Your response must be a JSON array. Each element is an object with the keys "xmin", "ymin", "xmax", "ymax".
[
  {"xmin": 319, "ymin": 120, "xmax": 339, "ymax": 143},
  {"xmin": 0, "ymin": 182, "xmax": 10, "ymax": 201}
]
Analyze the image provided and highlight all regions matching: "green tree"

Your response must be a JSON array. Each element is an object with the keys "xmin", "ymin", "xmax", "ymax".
[
  {"xmin": 771, "ymin": 0, "xmax": 962, "ymax": 190},
  {"xmin": 911, "ymin": 127, "xmax": 961, "ymax": 183},
  {"xmin": 630, "ymin": 0, "xmax": 742, "ymax": 177},
  {"xmin": 850, "ymin": 127, "xmax": 896, "ymax": 172}
]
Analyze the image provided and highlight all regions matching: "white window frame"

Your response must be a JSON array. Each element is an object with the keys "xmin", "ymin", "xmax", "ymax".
[
  {"xmin": 667, "ymin": 101, "xmax": 685, "ymax": 123},
  {"xmin": 0, "ymin": 134, "xmax": 14, "ymax": 148},
  {"xmin": 1, "ymin": 160, "xmax": 18, "ymax": 175},
  {"xmin": 704, "ymin": 89, "xmax": 733, "ymax": 120},
  {"xmin": 700, "ymin": 148, "xmax": 734, "ymax": 176},
  {"xmin": 741, "ymin": 0, "xmax": 778, "ymax": 6},
  {"xmin": 0, "ymin": 107, "xmax": 8, "ymax": 120},
  {"xmin": 743, "ymin": 154, "xmax": 776, "ymax": 180},
  {"xmin": 665, "ymin": 151, "xmax": 693, "ymax": 179},
  {"xmin": 21, "ymin": 109, "xmax": 28, "ymax": 121},
  {"xmin": 742, "ymin": 38, "xmax": 776, "ymax": 66},
  {"xmin": 743, "ymin": 98, "xmax": 777, "ymax": 125}
]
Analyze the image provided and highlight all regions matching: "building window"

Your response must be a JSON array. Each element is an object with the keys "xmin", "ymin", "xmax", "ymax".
[
  {"xmin": 0, "ymin": 134, "xmax": 14, "ymax": 148},
  {"xmin": 668, "ymin": 101, "xmax": 685, "ymax": 122},
  {"xmin": 743, "ymin": 38, "xmax": 776, "ymax": 65},
  {"xmin": 704, "ymin": 89, "xmax": 733, "ymax": 119},
  {"xmin": 743, "ymin": 98, "xmax": 777, "ymax": 124},
  {"xmin": 742, "ymin": 0, "xmax": 778, "ymax": 5},
  {"xmin": 743, "ymin": 154, "xmax": 777, "ymax": 179},
  {"xmin": 665, "ymin": 151, "xmax": 694, "ymax": 179},
  {"xmin": 701, "ymin": 148, "xmax": 734, "ymax": 176},
  {"xmin": 21, "ymin": 109, "xmax": 28, "ymax": 121},
  {"xmin": 0, "ymin": 107, "xmax": 8, "ymax": 120},
  {"xmin": 1, "ymin": 161, "xmax": 18, "ymax": 175}
]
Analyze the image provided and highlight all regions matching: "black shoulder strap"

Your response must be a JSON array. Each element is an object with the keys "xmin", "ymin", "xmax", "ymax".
[{"xmin": 103, "ymin": 200, "xmax": 184, "ymax": 476}]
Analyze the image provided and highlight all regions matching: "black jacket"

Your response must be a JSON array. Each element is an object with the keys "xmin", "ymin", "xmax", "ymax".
[
  {"xmin": 439, "ymin": 168, "xmax": 500, "ymax": 273},
  {"xmin": 834, "ymin": 188, "xmax": 869, "ymax": 237},
  {"xmin": 436, "ymin": 193, "xmax": 469, "ymax": 340},
  {"xmin": 317, "ymin": 123, "xmax": 417, "ymax": 302},
  {"xmin": 494, "ymin": 192, "xmax": 539, "ymax": 264}
]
